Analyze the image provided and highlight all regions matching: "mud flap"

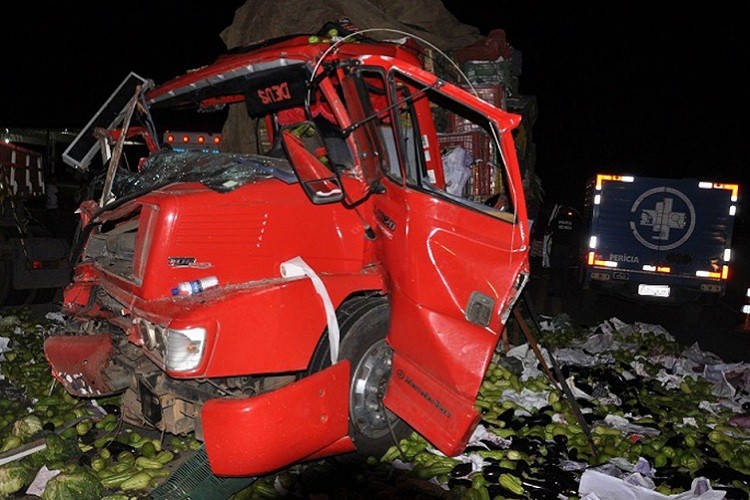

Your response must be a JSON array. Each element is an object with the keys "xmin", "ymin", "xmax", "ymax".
[
  {"xmin": 202, "ymin": 360, "xmax": 354, "ymax": 476},
  {"xmin": 43, "ymin": 333, "xmax": 115, "ymax": 397}
]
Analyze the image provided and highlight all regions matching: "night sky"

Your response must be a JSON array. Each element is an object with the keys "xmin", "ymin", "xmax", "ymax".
[{"xmin": 2, "ymin": 1, "xmax": 748, "ymax": 208}]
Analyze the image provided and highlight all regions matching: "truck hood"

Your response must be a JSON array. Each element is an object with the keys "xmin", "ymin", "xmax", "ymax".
[{"xmin": 113, "ymin": 150, "xmax": 297, "ymax": 198}]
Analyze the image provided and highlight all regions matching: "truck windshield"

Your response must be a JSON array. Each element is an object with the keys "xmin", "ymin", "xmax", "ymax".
[{"xmin": 111, "ymin": 150, "xmax": 296, "ymax": 199}]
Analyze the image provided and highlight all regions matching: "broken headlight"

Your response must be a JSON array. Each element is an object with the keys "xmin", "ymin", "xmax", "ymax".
[{"xmin": 165, "ymin": 327, "xmax": 207, "ymax": 372}]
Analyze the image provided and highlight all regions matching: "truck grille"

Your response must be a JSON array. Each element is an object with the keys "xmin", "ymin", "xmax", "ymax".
[{"xmin": 84, "ymin": 209, "xmax": 141, "ymax": 283}]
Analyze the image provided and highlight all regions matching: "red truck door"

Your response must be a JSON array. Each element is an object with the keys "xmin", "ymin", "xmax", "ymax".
[{"xmin": 339, "ymin": 67, "xmax": 529, "ymax": 455}]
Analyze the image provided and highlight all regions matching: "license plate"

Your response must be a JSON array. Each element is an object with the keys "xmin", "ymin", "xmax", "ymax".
[{"xmin": 638, "ymin": 284, "xmax": 670, "ymax": 297}]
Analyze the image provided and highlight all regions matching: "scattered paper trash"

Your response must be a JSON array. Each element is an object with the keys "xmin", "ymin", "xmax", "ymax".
[
  {"xmin": 25, "ymin": 466, "xmax": 61, "ymax": 497},
  {"xmin": 579, "ymin": 469, "xmax": 725, "ymax": 499}
]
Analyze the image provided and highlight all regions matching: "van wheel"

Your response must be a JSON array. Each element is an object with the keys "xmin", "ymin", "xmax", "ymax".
[{"xmin": 308, "ymin": 296, "xmax": 412, "ymax": 461}]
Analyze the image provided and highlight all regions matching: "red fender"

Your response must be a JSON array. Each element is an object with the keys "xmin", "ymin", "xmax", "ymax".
[{"xmin": 202, "ymin": 361, "xmax": 354, "ymax": 476}]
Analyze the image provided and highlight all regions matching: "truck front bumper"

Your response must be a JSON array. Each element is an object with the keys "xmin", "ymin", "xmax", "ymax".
[
  {"xmin": 43, "ymin": 333, "xmax": 116, "ymax": 396},
  {"xmin": 202, "ymin": 360, "xmax": 355, "ymax": 476}
]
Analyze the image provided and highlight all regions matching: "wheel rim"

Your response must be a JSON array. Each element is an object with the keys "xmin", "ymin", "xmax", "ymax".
[{"xmin": 350, "ymin": 338, "xmax": 398, "ymax": 439}]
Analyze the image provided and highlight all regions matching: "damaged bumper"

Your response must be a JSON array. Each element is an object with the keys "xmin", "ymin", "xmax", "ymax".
[
  {"xmin": 43, "ymin": 333, "xmax": 117, "ymax": 397},
  {"xmin": 44, "ymin": 332, "xmax": 357, "ymax": 476},
  {"xmin": 202, "ymin": 361, "xmax": 354, "ymax": 476}
]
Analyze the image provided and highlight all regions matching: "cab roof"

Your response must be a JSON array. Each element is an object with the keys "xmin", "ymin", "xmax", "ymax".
[{"xmin": 145, "ymin": 34, "xmax": 422, "ymax": 111}]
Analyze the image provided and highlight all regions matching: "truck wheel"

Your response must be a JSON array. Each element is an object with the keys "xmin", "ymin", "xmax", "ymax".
[{"xmin": 308, "ymin": 296, "xmax": 412, "ymax": 461}]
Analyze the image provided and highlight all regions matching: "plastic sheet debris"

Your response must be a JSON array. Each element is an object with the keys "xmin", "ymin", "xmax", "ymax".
[
  {"xmin": 498, "ymin": 386, "xmax": 551, "ymax": 411},
  {"xmin": 538, "ymin": 312, "xmax": 572, "ymax": 331},
  {"xmin": 44, "ymin": 312, "xmax": 66, "ymax": 323},
  {"xmin": 604, "ymin": 414, "xmax": 660, "ymax": 437},
  {"xmin": 505, "ymin": 343, "xmax": 549, "ymax": 380},
  {"xmin": 25, "ymin": 466, "xmax": 61, "ymax": 496},
  {"xmin": 466, "ymin": 423, "xmax": 510, "ymax": 450},
  {"xmin": 441, "ymin": 146, "xmax": 472, "ymax": 196},
  {"xmin": 579, "ymin": 470, "xmax": 725, "ymax": 499},
  {"xmin": 552, "ymin": 346, "xmax": 602, "ymax": 367},
  {"xmin": 0, "ymin": 336, "xmax": 9, "ymax": 362}
]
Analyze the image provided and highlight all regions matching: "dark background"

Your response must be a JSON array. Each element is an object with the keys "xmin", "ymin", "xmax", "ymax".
[{"xmin": 1, "ymin": 1, "xmax": 748, "ymax": 208}]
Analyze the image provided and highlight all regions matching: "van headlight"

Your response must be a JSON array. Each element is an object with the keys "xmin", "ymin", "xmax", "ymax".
[{"xmin": 165, "ymin": 327, "xmax": 206, "ymax": 372}]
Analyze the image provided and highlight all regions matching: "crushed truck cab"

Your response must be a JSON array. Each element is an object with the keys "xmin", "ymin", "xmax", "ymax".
[{"xmin": 44, "ymin": 34, "xmax": 529, "ymax": 476}]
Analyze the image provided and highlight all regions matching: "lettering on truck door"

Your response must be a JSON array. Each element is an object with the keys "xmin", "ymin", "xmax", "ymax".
[{"xmin": 339, "ymin": 67, "xmax": 529, "ymax": 455}]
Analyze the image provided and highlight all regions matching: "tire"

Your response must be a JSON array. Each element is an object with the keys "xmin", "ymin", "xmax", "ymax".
[{"xmin": 308, "ymin": 295, "xmax": 412, "ymax": 461}]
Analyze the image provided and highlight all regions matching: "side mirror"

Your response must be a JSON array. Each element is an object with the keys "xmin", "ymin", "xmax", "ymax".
[{"xmin": 280, "ymin": 124, "xmax": 344, "ymax": 204}]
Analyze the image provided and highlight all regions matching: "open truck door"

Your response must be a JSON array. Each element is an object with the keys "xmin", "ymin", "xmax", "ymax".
[{"xmin": 338, "ymin": 64, "xmax": 530, "ymax": 455}]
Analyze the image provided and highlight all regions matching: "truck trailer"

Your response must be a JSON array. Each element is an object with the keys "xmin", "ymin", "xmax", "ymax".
[{"xmin": 0, "ymin": 141, "xmax": 71, "ymax": 305}]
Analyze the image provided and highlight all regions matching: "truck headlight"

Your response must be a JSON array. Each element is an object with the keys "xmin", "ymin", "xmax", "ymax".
[{"xmin": 165, "ymin": 327, "xmax": 206, "ymax": 372}]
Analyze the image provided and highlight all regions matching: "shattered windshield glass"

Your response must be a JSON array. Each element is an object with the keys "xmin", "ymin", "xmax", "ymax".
[{"xmin": 112, "ymin": 150, "xmax": 296, "ymax": 198}]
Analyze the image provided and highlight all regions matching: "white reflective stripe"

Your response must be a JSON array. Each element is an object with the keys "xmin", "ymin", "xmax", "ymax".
[
  {"xmin": 742, "ymin": 305, "xmax": 750, "ymax": 314},
  {"xmin": 280, "ymin": 256, "xmax": 340, "ymax": 364}
]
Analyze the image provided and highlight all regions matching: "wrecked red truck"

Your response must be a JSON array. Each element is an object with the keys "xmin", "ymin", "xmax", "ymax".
[{"xmin": 44, "ymin": 33, "xmax": 530, "ymax": 476}]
